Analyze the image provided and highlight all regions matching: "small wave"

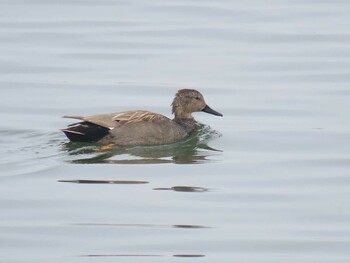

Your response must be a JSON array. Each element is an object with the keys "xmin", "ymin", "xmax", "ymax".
[{"xmin": 0, "ymin": 128, "xmax": 63, "ymax": 177}]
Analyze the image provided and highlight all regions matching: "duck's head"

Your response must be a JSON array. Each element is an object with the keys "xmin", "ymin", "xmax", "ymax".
[{"xmin": 171, "ymin": 89, "xmax": 223, "ymax": 119}]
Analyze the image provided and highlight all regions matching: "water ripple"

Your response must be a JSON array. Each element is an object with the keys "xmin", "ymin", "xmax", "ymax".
[{"xmin": 0, "ymin": 128, "xmax": 63, "ymax": 177}]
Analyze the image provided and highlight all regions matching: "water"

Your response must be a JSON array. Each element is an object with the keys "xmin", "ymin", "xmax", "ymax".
[{"xmin": 1, "ymin": 0, "xmax": 350, "ymax": 262}]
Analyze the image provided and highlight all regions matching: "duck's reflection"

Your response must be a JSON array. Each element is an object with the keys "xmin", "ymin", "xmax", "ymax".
[
  {"xmin": 153, "ymin": 186, "xmax": 208, "ymax": 192},
  {"xmin": 62, "ymin": 124, "xmax": 222, "ymax": 164}
]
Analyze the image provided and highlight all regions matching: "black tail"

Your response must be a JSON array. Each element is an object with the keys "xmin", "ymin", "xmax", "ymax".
[{"xmin": 61, "ymin": 122, "xmax": 110, "ymax": 142}]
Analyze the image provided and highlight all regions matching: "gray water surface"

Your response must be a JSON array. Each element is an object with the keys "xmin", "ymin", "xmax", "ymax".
[{"xmin": 1, "ymin": 1, "xmax": 350, "ymax": 262}]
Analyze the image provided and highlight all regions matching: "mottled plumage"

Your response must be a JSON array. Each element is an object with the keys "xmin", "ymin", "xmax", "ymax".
[{"xmin": 61, "ymin": 89, "xmax": 222, "ymax": 145}]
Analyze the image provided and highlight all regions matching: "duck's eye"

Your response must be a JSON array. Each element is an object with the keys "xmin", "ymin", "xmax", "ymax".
[{"xmin": 195, "ymin": 97, "xmax": 200, "ymax": 100}]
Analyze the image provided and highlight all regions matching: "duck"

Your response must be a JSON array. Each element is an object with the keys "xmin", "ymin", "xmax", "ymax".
[{"xmin": 61, "ymin": 89, "xmax": 222, "ymax": 146}]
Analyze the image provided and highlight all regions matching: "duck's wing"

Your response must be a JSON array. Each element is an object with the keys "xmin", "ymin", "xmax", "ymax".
[
  {"xmin": 63, "ymin": 114, "xmax": 115, "ymax": 129},
  {"xmin": 112, "ymin": 110, "xmax": 169, "ymax": 124},
  {"xmin": 64, "ymin": 110, "xmax": 169, "ymax": 128}
]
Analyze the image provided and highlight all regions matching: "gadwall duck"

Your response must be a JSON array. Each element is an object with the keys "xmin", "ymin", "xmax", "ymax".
[{"xmin": 61, "ymin": 89, "xmax": 222, "ymax": 145}]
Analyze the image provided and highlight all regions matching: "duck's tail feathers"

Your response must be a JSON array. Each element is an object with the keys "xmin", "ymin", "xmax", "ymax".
[
  {"xmin": 63, "ymin": 115, "xmax": 85, "ymax": 120},
  {"xmin": 61, "ymin": 122, "xmax": 110, "ymax": 142}
]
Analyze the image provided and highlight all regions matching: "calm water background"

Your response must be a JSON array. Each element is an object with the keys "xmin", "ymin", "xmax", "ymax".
[{"xmin": 1, "ymin": 0, "xmax": 350, "ymax": 262}]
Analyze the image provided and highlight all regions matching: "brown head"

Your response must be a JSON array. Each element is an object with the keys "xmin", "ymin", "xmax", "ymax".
[{"xmin": 171, "ymin": 89, "xmax": 223, "ymax": 119}]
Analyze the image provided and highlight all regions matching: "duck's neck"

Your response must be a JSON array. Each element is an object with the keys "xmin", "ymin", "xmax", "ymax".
[{"xmin": 174, "ymin": 118, "xmax": 196, "ymax": 134}]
